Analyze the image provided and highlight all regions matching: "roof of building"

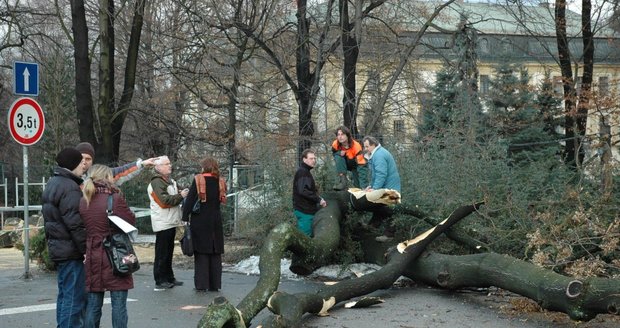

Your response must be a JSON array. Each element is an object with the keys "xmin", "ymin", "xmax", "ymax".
[{"xmin": 386, "ymin": 1, "xmax": 619, "ymax": 38}]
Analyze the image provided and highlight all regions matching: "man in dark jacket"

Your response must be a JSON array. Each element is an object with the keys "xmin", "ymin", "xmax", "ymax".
[
  {"xmin": 292, "ymin": 149, "xmax": 327, "ymax": 237},
  {"xmin": 42, "ymin": 147, "xmax": 87, "ymax": 328}
]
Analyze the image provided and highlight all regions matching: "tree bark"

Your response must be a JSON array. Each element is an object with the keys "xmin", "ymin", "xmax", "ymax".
[
  {"xmin": 340, "ymin": 0, "xmax": 360, "ymax": 135},
  {"xmin": 71, "ymin": 0, "xmax": 96, "ymax": 145},
  {"xmin": 555, "ymin": 0, "xmax": 582, "ymax": 168},
  {"xmin": 404, "ymin": 252, "xmax": 620, "ymax": 321},
  {"xmin": 113, "ymin": 0, "xmax": 145, "ymax": 160},
  {"xmin": 71, "ymin": 0, "xmax": 144, "ymax": 164}
]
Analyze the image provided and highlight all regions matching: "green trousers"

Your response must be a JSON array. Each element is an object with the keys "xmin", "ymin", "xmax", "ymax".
[
  {"xmin": 333, "ymin": 154, "xmax": 368, "ymax": 188},
  {"xmin": 294, "ymin": 210, "xmax": 314, "ymax": 237}
]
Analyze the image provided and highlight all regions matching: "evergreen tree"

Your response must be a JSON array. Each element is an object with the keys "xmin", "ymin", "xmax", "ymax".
[
  {"xmin": 486, "ymin": 59, "xmax": 560, "ymax": 164},
  {"xmin": 420, "ymin": 68, "xmax": 458, "ymax": 137},
  {"xmin": 420, "ymin": 20, "xmax": 483, "ymax": 139},
  {"xmin": 535, "ymin": 73, "xmax": 564, "ymax": 136}
]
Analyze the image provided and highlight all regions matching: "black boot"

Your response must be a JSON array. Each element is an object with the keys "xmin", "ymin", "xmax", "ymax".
[{"xmin": 332, "ymin": 174, "xmax": 348, "ymax": 191}]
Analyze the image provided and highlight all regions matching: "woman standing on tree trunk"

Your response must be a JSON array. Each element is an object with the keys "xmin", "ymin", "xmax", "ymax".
[{"xmin": 182, "ymin": 157, "xmax": 227, "ymax": 292}]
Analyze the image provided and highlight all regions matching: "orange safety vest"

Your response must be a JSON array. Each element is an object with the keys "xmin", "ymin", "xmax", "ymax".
[
  {"xmin": 331, "ymin": 139, "xmax": 367, "ymax": 166},
  {"xmin": 195, "ymin": 173, "xmax": 227, "ymax": 205}
]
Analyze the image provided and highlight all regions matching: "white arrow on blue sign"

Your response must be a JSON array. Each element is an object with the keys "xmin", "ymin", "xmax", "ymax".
[{"xmin": 13, "ymin": 61, "xmax": 39, "ymax": 96}]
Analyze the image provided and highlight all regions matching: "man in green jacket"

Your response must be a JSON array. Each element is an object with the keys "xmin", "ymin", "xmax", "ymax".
[
  {"xmin": 147, "ymin": 156, "xmax": 188, "ymax": 290},
  {"xmin": 76, "ymin": 142, "xmax": 159, "ymax": 186}
]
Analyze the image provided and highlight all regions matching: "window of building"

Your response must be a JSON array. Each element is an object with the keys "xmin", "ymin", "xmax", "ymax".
[
  {"xmin": 553, "ymin": 76, "xmax": 564, "ymax": 96},
  {"xmin": 575, "ymin": 77, "xmax": 582, "ymax": 96},
  {"xmin": 479, "ymin": 38, "xmax": 489, "ymax": 54},
  {"xmin": 394, "ymin": 119, "xmax": 405, "ymax": 137},
  {"xmin": 480, "ymin": 75, "xmax": 490, "ymax": 94},
  {"xmin": 234, "ymin": 165, "xmax": 264, "ymax": 189},
  {"xmin": 501, "ymin": 37, "xmax": 513, "ymax": 54},
  {"xmin": 599, "ymin": 76, "xmax": 609, "ymax": 95}
]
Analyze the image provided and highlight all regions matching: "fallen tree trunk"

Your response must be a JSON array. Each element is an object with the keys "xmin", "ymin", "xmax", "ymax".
[
  {"xmin": 198, "ymin": 190, "xmax": 379, "ymax": 327},
  {"xmin": 404, "ymin": 252, "xmax": 620, "ymax": 321},
  {"xmin": 197, "ymin": 189, "xmax": 406, "ymax": 327},
  {"xmin": 259, "ymin": 203, "xmax": 483, "ymax": 327}
]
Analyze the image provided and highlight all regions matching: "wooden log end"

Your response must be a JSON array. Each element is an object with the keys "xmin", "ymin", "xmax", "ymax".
[
  {"xmin": 436, "ymin": 271, "xmax": 450, "ymax": 288},
  {"xmin": 213, "ymin": 296, "xmax": 228, "ymax": 305},
  {"xmin": 607, "ymin": 303, "xmax": 618, "ymax": 315},
  {"xmin": 565, "ymin": 280, "xmax": 583, "ymax": 298}
]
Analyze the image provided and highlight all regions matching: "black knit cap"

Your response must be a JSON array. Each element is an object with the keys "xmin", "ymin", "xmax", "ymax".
[
  {"xmin": 75, "ymin": 142, "xmax": 95, "ymax": 158},
  {"xmin": 56, "ymin": 147, "xmax": 84, "ymax": 171}
]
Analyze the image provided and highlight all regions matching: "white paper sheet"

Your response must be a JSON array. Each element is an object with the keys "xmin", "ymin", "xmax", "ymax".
[{"xmin": 108, "ymin": 215, "xmax": 138, "ymax": 242}]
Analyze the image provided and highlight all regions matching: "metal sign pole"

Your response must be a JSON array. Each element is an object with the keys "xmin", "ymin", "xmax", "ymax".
[{"xmin": 23, "ymin": 145, "xmax": 31, "ymax": 279}]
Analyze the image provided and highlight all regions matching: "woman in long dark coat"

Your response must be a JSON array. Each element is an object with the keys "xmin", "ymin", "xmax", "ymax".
[
  {"xmin": 80, "ymin": 164, "xmax": 136, "ymax": 328},
  {"xmin": 182, "ymin": 157, "xmax": 227, "ymax": 292}
]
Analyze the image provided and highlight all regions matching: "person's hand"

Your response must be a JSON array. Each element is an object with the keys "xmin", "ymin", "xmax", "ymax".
[
  {"xmin": 319, "ymin": 198, "xmax": 327, "ymax": 207},
  {"xmin": 142, "ymin": 157, "xmax": 159, "ymax": 167},
  {"xmin": 365, "ymin": 187, "xmax": 373, "ymax": 192},
  {"xmin": 340, "ymin": 150, "xmax": 346, "ymax": 156},
  {"xmin": 180, "ymin": 188, "xmax": 189, "ymax": 197}
]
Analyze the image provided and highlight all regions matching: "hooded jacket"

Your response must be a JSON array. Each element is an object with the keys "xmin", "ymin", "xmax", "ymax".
[{"xmin": 42, "ymin": 167, "xmax": 86, "ymax": 262}]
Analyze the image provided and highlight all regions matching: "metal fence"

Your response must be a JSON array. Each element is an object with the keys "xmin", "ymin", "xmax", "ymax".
[{"xmin": 0, "ymin": 177, "xmax": 47, "ymax": 229}]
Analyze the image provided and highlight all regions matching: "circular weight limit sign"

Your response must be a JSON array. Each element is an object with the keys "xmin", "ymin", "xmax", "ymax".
[{"xmin": 8, "ymin": 97, "xmax": 45, "ymax": 146}]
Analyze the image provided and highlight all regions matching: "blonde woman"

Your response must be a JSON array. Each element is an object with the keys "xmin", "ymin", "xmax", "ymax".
[{"xmin": 79, "ymin": 164, "xmax": 136, "ymax": 328}]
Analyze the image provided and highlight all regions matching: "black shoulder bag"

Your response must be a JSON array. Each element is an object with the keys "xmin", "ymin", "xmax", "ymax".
[
  {"xmin": 180, "ymin": 224, "xmax": 194, "ymax": 257},
  {"xmin": 103, "ymin": 194, "xmax": 140, "ymax": 276}
]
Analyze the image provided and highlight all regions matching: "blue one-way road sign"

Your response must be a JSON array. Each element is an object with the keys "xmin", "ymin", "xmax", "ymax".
[{"xmin": 13, "ymin": 61, "xmax": 39, "ymax": 96}]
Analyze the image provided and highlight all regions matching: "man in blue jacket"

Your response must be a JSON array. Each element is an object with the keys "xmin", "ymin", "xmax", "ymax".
[{"xmin": 362, "ymin": 136, "xmax": 401, "ymax": 241}]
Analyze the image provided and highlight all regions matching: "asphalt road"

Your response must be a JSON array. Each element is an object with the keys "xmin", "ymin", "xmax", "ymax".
[
  {"xmin": 0, "ymin": 262, "xmax": 319, "ymax": 328},
  {"xmin": 1, "ymin": 247, "xmax": 618, "ymax": 328}
]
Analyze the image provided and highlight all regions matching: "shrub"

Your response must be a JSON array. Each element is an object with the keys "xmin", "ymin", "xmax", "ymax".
[{"xmin": 15, "ymin": 227, "xmax": 55, "ymax": 271}]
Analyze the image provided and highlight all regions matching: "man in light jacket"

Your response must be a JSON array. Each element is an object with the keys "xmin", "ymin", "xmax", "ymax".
[
  {"xmin": 363, "ymin": 136, "xmax": 401, "ymax": 192},
  {"xmin": 147, "ymin": 156, "xmax": 188, "ymax": 290},
  {"xmin": 362, "ymin": 136, "xmax": 401, "ymax": 242}
]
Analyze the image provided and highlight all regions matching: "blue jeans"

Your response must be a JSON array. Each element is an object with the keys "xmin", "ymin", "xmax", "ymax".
[
  {"xmin": 85, "ymin": 290, "xmax": 128, "ymax": 328},
  {"xmin": 56, "ymin": 259, "xmax": 86, "ymax": 328}
]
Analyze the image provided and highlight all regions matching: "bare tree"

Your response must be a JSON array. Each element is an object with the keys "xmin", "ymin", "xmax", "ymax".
[
  {"xmin": 70, "ymin": 0, "xmax": 145, "ymax": 164},
  {"xmin": 362, "ymin": 0, "xmax": 457, "ymax": 136},
  {"xmin": 339, "ymin": 0, "xmax": 387, "ymax": 136}
]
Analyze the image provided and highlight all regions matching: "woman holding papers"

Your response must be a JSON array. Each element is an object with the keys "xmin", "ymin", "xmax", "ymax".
[{"xmin": 80, "ymin": 164, "xmax": 136, "ymax": 328}]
